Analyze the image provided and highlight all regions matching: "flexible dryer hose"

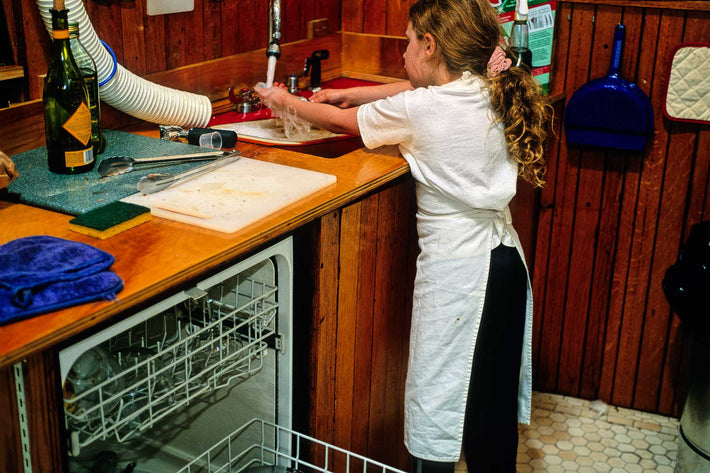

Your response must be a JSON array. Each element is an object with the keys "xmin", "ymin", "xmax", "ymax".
[{"xmin": 36, "ymin": 0, "xmax": 212, "ymax": 127}]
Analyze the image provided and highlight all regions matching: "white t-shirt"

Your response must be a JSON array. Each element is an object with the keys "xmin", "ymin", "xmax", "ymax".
[{"xmin": 357, "ymin": 71, "xmax": 518, "ymax": 216}]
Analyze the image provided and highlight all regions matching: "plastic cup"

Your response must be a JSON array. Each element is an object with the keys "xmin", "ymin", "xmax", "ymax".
[{"xmin": 198, "ymin": 131, "xmax": 222, "ymax": 149}]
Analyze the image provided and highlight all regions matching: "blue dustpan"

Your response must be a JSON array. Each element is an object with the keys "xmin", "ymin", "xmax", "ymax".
[{"xmin": 564, "ymin": 24, "xmax": 654, "ymax": 152}]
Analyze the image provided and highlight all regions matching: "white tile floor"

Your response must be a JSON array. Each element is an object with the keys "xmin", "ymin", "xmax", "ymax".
[
  {"xmin": 515, "ymin": 392, "xmax": 680, "ymax": 473},
  {"xmin": 453, "ymin": 391, "xmax": 681, "ymax": 473}
]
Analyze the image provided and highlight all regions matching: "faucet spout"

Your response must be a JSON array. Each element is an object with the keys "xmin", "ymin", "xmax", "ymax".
[{"xmin": 266, "ymin": 0, "xmax": 282, "ymax": 59}]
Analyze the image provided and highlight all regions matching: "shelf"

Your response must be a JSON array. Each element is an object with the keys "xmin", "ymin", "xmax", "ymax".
[
  {"xmin": 559, "ymin": 0, "xmax": 710, "ymax": 11},
  {"xmin": 0, "ymin": 65, "xmax": 24, "ymax": 82}
]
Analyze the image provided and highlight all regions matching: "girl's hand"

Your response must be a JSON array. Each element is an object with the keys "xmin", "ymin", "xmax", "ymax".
[
  {"xmin": 254, "ymin": 83, "xmax": 293, "ymax": 110},
  {"xmin": 310, "ymin": 89, "xmax": 352, "ymax": 108}
]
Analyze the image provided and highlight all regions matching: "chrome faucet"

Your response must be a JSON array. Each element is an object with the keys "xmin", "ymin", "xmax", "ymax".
[{"xmin": 266, "ymin": 0, "xmax": 282, "ymax": 59}]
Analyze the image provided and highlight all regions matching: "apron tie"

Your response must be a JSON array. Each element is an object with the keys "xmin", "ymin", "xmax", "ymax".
[{"xmin": 457, "ymin": 207, "xmax": 513, "ymax": 246}]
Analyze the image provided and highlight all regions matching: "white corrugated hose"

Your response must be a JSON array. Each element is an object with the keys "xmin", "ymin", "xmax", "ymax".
[{"xmin": 36, "ymin": 0, "xmax": 212, "ymax": 127}]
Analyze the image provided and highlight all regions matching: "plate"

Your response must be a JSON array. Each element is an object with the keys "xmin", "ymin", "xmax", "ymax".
[{"xmin": 213, "ymin": 118, "xmax": 350, "ymax": 146}]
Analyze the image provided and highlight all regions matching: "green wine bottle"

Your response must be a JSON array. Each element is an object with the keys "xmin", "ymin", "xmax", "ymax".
[
  {"xmin": 69, "ymin": 22, "xmax": 105, "ymax": 155},
  {"xmin": 510, "ymin": 0, "xmax": 533, "ymax": 70},
  {"xmin": 43, "ymin": 7, "xmax": 95, "ymax": 174}
]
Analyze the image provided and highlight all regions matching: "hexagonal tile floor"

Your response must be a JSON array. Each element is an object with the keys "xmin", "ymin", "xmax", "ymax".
[{"xmin": 455, "ymin": 391, "xmax": 680, "ymax": 473}]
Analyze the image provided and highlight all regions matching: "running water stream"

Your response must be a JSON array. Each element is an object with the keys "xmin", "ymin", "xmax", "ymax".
[
  {"xmin": 265, "ymin": 56, "xmax": 277, "ymax": 88},
  {"xmin": 261, "ymin": 55, "xmax": 313, "ymax": 140}
]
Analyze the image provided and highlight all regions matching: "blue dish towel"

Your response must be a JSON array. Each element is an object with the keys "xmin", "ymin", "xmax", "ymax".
[{"xmin": 0, "ymin": 236, "xmax": 123, "ymax": 324}]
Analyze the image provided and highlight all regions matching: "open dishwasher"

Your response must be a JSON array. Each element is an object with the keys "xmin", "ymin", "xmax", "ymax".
[{"xmin": 56, "ymin": 236, "xmax": 406, "ymax": 473}]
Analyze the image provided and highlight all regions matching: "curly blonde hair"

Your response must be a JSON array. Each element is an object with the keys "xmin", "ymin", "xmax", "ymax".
[{"xmin": 409, "ymin": 0, "xmax": 552, "ymax": 187}]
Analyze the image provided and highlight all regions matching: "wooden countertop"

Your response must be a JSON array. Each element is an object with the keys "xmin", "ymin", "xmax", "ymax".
[{"xmin": 0, "ymin": 138, "xmax": 408, "ymax": 369}]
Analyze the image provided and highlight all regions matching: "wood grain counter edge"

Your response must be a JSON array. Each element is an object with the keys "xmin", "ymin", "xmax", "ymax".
[{"xmin": 0, "ymin": 142, "xmax": 410, "ymax": 369}]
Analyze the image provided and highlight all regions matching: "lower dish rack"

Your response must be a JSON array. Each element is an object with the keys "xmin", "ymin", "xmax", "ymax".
[
  {"xmin": 177, "ymin": 418, "xmax": 408, "ymax": 473},
  {"xmin": 62, "ymin": 274, "xmax": 279, "ymax": 453}
]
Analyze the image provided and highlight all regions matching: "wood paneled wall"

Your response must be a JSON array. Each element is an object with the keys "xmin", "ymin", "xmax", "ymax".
[
  {"xmin": 4, "ymin": 0, "xmax": 342, "ymax": 100},
  {"xmin": 534, "ymin": 1, "xmax": 709, "ymax": 417}
]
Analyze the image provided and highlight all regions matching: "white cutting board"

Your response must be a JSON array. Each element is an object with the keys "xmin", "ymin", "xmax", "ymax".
[{"xmin": 122, "ymin": 158, "xmax": 336, "ymax": 233}]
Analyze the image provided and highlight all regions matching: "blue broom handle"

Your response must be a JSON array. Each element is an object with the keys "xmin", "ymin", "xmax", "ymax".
[{"xmin": 609, "ymin": 24, "xmax": 625, "ymax": 77}]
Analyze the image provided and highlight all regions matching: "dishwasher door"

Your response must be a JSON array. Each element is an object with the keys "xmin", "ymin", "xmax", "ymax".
[{"xmin": 58, "ymin": 237, "xmax": 293, "ymax": 473}]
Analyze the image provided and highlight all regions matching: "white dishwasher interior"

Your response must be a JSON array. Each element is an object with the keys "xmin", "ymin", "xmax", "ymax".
[
  {"xmin": 58, "ymin": 238, "xmax": 295, "ymax": 473},
  {"xmin": 57, "ymin": 236, "xmax": 406, "ymax": 473}
]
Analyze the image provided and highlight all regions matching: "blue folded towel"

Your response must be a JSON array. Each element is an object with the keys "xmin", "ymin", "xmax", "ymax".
[{"xmin": 0, "ymin": 236, "xmax": 123, "ymax": 324}]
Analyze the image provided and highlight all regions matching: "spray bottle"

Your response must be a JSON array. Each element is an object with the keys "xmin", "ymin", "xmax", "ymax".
[{"xmin": 509, "ymin": 0, "xmax": 533, "ymax": 70}]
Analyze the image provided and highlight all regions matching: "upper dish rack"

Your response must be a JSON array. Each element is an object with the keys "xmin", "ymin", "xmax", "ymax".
[{"xmin": 62, "ymin": 273, "xmax": 279, "ymax": 453}]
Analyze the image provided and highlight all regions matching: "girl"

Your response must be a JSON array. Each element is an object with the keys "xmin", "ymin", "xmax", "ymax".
[{"xmin": 256, "ymin": 0, "xmax": 550, "ymax": 471}]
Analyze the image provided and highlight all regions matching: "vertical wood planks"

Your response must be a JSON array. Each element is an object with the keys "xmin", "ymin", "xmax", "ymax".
[
  {"xmin": 608, "ymin": 8, "xmax": 674, "ymax": 409},
  {"xmin": 531, "ymin": 0, "xmax": 570, "ymax": 390},
  {"xmin": 20, "ymin": 0, "xmax": 50, "ymax": 99},
  {"xmin": 557, "ymin": 5, "xmax": 622, "ymax": 396},
  {"xmin": 538, "ymin": 2, "xmax": 709, "ymax": 416},
  {"xmin": 0, "ymin": 366, "xmax": 22, "ymax": 473},
  {"xmin": 312, "ymin": 211, "xmax": 341, "ymax": 447},
  {"xmin": 342, "ymin": 0, "xmax": 364, "ymax": 33},
  {"xmin": 657, "ymin": 12, "xmax": 710, "ymax": 416},
  {"xmin": 221, "ymin": 0, "xmax": 240, "ymax": 57},
  {"xmin": 24, "ymin": 353, "xmax": 64, "ymax": 473},
  {"xmin": 536, "ymin": 2, "xmax": 596, "ymax": 393},
  {"xmin": 202, "ymin": 0, "xmax": 222, "ymax": 61},
  {"xmin": 350, "ymin": 194, "xmax": 379, "ymax": 457},
  {"xmin": 306, "ymin": 179, "xmax": 415, "ymax": 472},
  {"xmin": 120, "ymin": 0, "xmax": 147, "ymax": 74},
  {"xmin": 386, "ymin": 0, "xmax": 408, "ymax": 36},
  {"xmin": 363, "ymin": 0, "xmax": 387, "ymax": 35},
  {"xmin": 333, "ymin": 201, "xmax": 362, "ymax": 470}
]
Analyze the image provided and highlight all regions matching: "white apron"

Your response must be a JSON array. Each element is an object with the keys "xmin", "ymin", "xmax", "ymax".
[
  {"xmin": 354, "ymin": 74, "xmax": 534, "ymax": 462},
  {"xmin": 403, "ymin": 186, "xmax": 533, "ymax": 462}
]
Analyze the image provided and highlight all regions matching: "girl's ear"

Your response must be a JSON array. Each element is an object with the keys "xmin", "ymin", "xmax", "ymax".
[{"xmin": 422, "ymin": 33, "xmax": 437, "ymax": 57}]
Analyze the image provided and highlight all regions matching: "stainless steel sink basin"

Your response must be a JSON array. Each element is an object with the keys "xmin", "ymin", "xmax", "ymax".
[
  {"xmin": 275, "ymin": 135, "xmax": 364, "ymax": 158},
  {"xmin": 213, "ymin": 118, "xmax": 363, "ymax": 158}
]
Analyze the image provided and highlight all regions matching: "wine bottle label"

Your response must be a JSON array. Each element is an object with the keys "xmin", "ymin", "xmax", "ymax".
[
  {"xmin": 53, "ymin": 30, "xmax": 70, "ymax": 40},
  {"xmin": 62, "ymin": 102, "xmax": 92, "ymax": 146},
  {"xmin": 65, "ymin": 148, "xmax": 94, "ymax": 167}
]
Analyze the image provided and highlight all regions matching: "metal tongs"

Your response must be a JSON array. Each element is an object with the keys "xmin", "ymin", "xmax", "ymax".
[
  {"xmin": 97, "ymin": 150, "xmax": 230, "ymax": 178},
  {"xmin": 136, "ymin": 152, "xmax": 240, "ymax": 195}
]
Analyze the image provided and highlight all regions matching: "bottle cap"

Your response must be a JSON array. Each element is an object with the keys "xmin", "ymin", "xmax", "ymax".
[{"xmin": 515, "ymin": 0, "xmax": 529, "ymax": 21}]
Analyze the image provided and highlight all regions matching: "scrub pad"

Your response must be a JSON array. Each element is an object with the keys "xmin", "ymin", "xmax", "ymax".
[{"xmin": 69, "ymin": 201, "xmax": 151, "ymax": 239}]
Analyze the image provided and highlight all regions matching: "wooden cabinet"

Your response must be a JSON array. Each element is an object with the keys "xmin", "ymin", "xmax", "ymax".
[
  {"xmin": 0, "ymin": 177, "xmax": 418, "ymax": 473},
  {"xmin": 295, "ymin": 177, "xmax": 417, "ymax": 471}
]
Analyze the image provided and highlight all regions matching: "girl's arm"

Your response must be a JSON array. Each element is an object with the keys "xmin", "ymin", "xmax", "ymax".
[
  {"xmin": 255, "ymin": 85, "xmax": 361, "ymax": 136},
  {"xmin": 309, "ymin": 81, "xmax": 413, "ymax": 108}
]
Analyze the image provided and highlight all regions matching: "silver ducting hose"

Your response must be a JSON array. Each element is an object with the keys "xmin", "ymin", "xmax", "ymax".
[{"xmin": 36, "ymin": 0, "xmax": 212, "ymax": 127}]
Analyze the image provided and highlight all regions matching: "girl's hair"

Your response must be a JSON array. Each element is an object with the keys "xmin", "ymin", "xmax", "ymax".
[{"xmin": 409, "ymin": 0, "xmax": 551, "ymax": 187}]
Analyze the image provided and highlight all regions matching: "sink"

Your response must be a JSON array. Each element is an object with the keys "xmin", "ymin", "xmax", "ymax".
[
  {"xmin": 213, "ymin": 118, "xmax": 363, "ymax": 158},
  {"xmin": 209, "ymin": 77, "xmax": 380, "ymax": 158},
  {"xmin": 278, "ymin": 135, "xmax": 364, "ymax": 158}
]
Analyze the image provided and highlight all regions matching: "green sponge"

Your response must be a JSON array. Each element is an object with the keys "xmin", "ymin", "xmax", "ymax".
[{"xmin": 69, "ymin": 201, "xmax": 151, "ymax": 239}]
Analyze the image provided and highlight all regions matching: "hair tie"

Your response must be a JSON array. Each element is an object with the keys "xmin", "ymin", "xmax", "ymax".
[{"xmin": 487, "ymin": 46, "xmax": 512, "ymax": 78}]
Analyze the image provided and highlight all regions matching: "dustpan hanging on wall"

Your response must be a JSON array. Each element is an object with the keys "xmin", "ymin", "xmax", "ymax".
[{"xmin": 564, "ymin": 24, "xmax": 654, "ymax": 152}]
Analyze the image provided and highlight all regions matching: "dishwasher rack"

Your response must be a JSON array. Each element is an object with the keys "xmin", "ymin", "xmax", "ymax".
[
  {"xmin": 62, "ymin": 274, "xmax": 279, "ymax": 453},
  {"xmin": 177, "ymin": 418, "xmax": 408, "ymax": 473}
]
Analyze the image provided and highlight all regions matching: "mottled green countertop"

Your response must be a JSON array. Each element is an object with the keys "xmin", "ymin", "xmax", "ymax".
[{"xmin": 4, "ymin": 130, "xmax": 225, "ymax": 216}]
